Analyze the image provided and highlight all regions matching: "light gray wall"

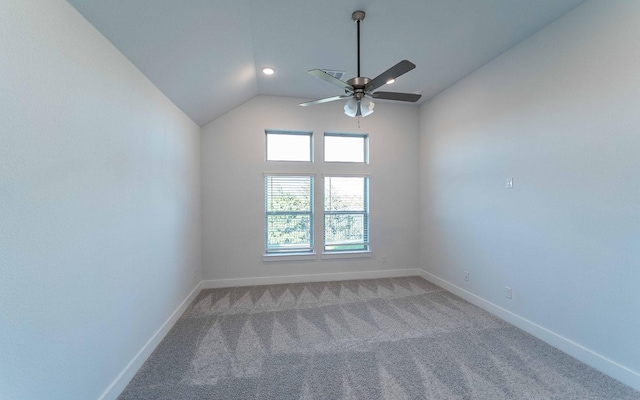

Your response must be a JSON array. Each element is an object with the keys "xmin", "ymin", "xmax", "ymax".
[
  {"xmin": 419, "ymin": 0, "xmax": 640, "ymax": 386},
  {"xmin": 201, "ymin": 96, "xmax": 419, "ymax": 282},
  {"xmin": 0, "ymin": 1, "xmax": 201, "ymax": 399}
]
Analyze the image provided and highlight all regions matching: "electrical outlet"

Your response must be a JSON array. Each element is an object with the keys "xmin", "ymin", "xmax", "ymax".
[
  {"xmin": 505, "ymin": 286, "xmax": 512, "ymax": 299},
  {"xmin": 382, "ymin": 255, "xmax": 387, "ymax": 263},
  {"xmin": 464, "ymin": 271, "xmax": 469, "ymax": 281}
]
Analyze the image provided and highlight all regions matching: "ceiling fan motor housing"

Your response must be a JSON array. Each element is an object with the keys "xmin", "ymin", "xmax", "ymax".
[
  {"xmin": 347, "ymin": 77, "xmax": 370, "ymax": 88},
  {"xmin": 347, "ymin": 77, "xmax": 370, "ymax": 100}
]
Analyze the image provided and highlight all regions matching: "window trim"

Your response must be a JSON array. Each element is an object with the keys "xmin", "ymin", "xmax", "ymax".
[
  {"xmin": 321, "ymin": 251, "xmax": 371, "ymax": 259},
  {"xmin": 265, "ymin": 130, "xmax": 313, "ymax": 162},
  {"xmin": 323, "ymin": 132, "xmax": 369, "ymax": 164},
  {"xmin": 263, "ymin": 252, "xmax": 317, "ymax": 262}
]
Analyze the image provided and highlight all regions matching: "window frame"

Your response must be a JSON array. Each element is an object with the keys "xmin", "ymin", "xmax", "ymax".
[
  {"xmin": 322, "ymin": 174, "xmax": 370, "ymax": 254},
  {"xmin": 265, "ymin": 130, "xmax": 313, "ymax": 162},
  {"xmin": 264, "ymin": 174, "xmax": 315, "ymax": 257},
  {"xmin": 323, "ymin": 132, "xmax": 369, "ymax": 164}
]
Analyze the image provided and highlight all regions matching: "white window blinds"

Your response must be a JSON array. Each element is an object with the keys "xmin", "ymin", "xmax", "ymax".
[{"xmin": 265, "ymin": 175, "xmax": 314, "ymax": 253}]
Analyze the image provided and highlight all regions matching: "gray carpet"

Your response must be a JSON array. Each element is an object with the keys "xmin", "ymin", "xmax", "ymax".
[{"xmin": 118, "ymin": 276, "xmax": 640, "ymax": 399}]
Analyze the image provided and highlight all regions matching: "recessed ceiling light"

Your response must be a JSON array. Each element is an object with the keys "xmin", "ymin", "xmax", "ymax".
[
  {"xmin": 262, "ymin": 67, "xmax": 275, "ymax": 75},
  {"xmin": 386, "ymin": 78, "xmax": 395, "ymax": 84}
]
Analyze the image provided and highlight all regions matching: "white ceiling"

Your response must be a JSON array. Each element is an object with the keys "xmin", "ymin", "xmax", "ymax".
[{"xmin": 67, "ymin": 0, "xmax": 586, "ymax": 126}]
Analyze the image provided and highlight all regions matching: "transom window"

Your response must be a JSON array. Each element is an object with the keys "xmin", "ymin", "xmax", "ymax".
[
  {"xmin": 324, "ymin": 133, "xmax": 368, "ymax": 163},
  {"xmin": 266, "ymin": 130, "xmax": 312, "ymax": 162},
  {"xmin": 324, "ymin": 176, "xmax": 369, "ymax": 252}
]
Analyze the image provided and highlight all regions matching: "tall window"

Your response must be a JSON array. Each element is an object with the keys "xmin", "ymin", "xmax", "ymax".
[
  {"xmin": 266, "ymin": 130, "xmax": 312, "ymax": 162},
  {"xmin": 264, "ymin": 130, "xmax": 371, "ymax": 257},
  {"xmin": 324, "ymin": 176, "xmax": 369, "ymax": 252},
  {"xmin": 265, "ymin": 175, "xmax": 314, "ymax": 253}
]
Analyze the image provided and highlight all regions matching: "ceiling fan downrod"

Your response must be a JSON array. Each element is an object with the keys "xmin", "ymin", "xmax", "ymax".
[{"xmin": 352, "ymin": 10, "xmax": 365, "ymax": 78}]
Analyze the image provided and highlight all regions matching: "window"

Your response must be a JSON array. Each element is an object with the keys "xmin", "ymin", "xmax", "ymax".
[
  {"xmin": 324, "ymin": 176, "xmax": 369, "ymax": 252},
  {"xmin": 264, "ymin": 131, "xmax": 372, "ymax": 258},
  {"xmin": 324, "ymin": 133, "xmax": 368, "ymax": 163},
  {"xmin": 266, "ymin": 130, "xmax": 312, "ymax": 162},
  {"xmin": 265, "ymin": 175, "xmax": 314, "ymax": 254}
]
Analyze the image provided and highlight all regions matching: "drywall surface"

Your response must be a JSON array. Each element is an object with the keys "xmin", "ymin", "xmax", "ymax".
[
  {"xmin": 201, "ymin": 96, "xmax": 419, "ymax": 282},
  {"xmin": 0, "ymin": 1, "xmax": 201, "ymax": 399},
  {"xmin": 419, "ymin": 0, "xmax": 640, "ymax": 384}
]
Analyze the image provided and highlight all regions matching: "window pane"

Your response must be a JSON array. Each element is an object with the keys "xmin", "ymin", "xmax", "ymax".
[
  {"xmin": 324, "ymin": 213, "xmax": 368, "ymax": 251},
  {"xmin": 267, "ymin": 214, "xmax": 312, "ymax": 251},
  {"xmin": 267, "ymin": 132, "xmax": 311, "ymax": 161},
  {"xmin": 324, "ymin": 134, "xmax": 366, "ymax": 163},
  {"xmin": 324, "ymin": 176, "xmax": 369, "ymax": 252},
  {"xmin": 265, "ymin": 176, "xmax": 313, "ymax": 253},
  {"xmin": 325, "ymin": 177, "xmax": 366, "ymax": 211}
]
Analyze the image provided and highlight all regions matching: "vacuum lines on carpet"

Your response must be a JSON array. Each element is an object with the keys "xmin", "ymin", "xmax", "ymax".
[{"xmin": 118, "ymin": 276, "xmax": 640, "ymax": 399}]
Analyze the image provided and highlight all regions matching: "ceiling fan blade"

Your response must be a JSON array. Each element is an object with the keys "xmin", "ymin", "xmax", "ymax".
[
  {"xmin": 365, "ymin": 60, "xmax": 416, "ymax": 92},
  {"xmin": 300, "ymin": 95, "xmax": 350, "ymax": 107},
  {"xmin": 371, "ymin": 91, "xmax": 422, "ymax": 102},
  {"xmin": 308, "ymin": 69, "xmax": 353, "ymax": 92}
]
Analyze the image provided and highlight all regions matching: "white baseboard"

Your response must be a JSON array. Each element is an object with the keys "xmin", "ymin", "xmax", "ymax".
[
  {"xmin": 202, "ymin": 268, "xmax": 421, "ymax": 289},
  {"xmin": 417, "ymin": 269, "xmax": 640, "ymax": 392},
  {"xmin": 98, "ymin": 282, "xmax": 202, "ymax": 400}
]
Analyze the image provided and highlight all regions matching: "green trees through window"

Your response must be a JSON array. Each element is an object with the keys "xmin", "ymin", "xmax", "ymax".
[
  {"xmin": 265, "ymin": 176, "xmax": 313, "ymax": 253},
  {"xmin": 264, "ymin": 175, "xmax": 370, "ymax": 254}
]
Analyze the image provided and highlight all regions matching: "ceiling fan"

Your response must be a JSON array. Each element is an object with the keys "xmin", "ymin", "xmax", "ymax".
[{"xmin": 300, "ymin": 10, "xmax": 422, "ymax": 117}]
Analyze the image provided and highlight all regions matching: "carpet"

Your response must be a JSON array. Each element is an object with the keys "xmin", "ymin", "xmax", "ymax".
[{"xmin": 118, "ymin": 276, "xmax": 640, "ymax": 399}]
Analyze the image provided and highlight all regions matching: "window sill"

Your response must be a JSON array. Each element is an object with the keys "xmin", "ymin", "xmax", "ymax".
[
  {"xmin": 263, "ymin": 253, "xmax": 317, "ymax": 262},
  {"xmin": 321, "ymin": 251, "xmax": 371, "ymax": 260}
]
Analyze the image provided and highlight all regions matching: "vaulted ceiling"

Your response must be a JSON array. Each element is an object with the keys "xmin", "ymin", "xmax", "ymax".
[{"xmin": 67, "ymin": 0, "xmax": 586, "ymax": 126}]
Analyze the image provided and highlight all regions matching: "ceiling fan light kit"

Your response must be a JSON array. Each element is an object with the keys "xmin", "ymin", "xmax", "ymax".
[
  {"xmin": 344, "ymin": 96, "xmax": 375, "ymax": 117},
  {"xmin": 300, "ymin": 10, "xmax": 421, "ymax": 118}
]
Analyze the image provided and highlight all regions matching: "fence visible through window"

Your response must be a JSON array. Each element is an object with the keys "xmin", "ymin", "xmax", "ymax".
[{"xmin": 324, "ymin": 176, "xmax": 369, "ymax": 252}]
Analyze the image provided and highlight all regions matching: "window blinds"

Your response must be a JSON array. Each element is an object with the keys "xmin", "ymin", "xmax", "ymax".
[{"xmin": 265, "ymin": 175, "xmax": 314, "ymax": 253}]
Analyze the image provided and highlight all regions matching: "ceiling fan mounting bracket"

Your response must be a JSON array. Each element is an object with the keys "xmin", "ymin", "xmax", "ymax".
[{"xmin": 352, "ymin": 10, "xmax": 365, "ymax": 23}]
